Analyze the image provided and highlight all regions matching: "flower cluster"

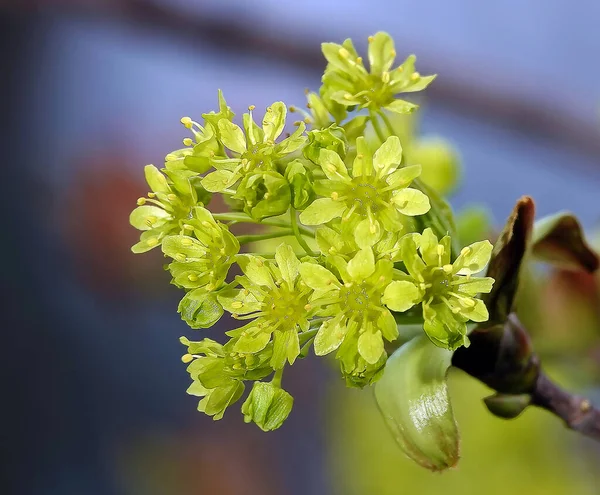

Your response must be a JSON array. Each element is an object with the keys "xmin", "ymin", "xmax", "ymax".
[{"xmin": 129, "ymin": 32, "xmax": 494, "ymax": 430}]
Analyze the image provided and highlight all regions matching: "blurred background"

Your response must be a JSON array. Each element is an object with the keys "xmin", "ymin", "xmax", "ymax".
[{"xmin": 2, "ymin": 1, "xmax": 600, "ymax": 494}]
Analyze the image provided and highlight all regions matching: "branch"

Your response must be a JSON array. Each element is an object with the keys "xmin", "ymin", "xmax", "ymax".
[
  {"xmin": 531, "ymin": 371, "xmax": 600, "ymax": 441},
  {"xmin": 452, "ymin": 314, "xmax": 600, "ymax": 442}
]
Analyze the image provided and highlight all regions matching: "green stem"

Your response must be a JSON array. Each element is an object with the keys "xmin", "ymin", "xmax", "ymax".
[
  {"xmin": 369, "ymin": 109, "xmax": 386, "ymax": 143},
  {"xmin": 236, "ymin": 230, "xmax": 294, "ymax": 245},
  {"xmin": 290, "ymin": 208, "xmax": 317, "ymax": 257},
  {"xmin": 379, "ymin": 110, "xmax": 396, "ymax": 137},
  {"xmin": 271, "ymin": 367, "xmax": 284, "ymax": 388},
  {"xmin": 213, "ymin": 212, "xmax": 314, "ymax": 236}
]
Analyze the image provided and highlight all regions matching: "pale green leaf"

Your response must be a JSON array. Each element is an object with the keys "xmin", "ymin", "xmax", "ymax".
[
  {"xmin": 274, "ymin": 243, "xmax": 300, "ymax": 286},
  {"xmin": 374, "ymin": 335, "xmax": 459, "ymax": 471}
]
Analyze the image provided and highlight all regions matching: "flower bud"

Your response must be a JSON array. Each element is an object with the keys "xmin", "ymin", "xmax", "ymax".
[{"xmin": 241, "ymin": 382, "xmax": 293, "ymax": 431}]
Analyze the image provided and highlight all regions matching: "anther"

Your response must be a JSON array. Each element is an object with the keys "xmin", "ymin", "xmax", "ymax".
[
  {"xmin": 231, "ymin": 301, "xmax": 243, "ymax": 309},
  {"xmin": 167, "ymin": 194, "xmax": 177, "ymax": 202},
  {"xmin": 180, "ymin": 117, "xmax": 193, "ymax": 129},
  {"xmin": 137, "ymin": 197, "xmax": 146, "ymax": 205},
  {"xmin": 175, "ymin": 253, "xmax": 187, "ymax": 262},
  {"xmin": 148, "ymin": 192, "xmax": 156, "ymax": 198},
  {"xmin": 181, "ymin": 238, "xmax": 193, "ymax": 247},
  {"xmin": 248, "ymin": 105, "xmax": 256, "ymax": 111},
  {"xmin": 443, "ymin": 264, "xmax": 453, "ymax": 274},
  {"xmin": 188, "ymin": 274, "xmax": 198, "ymax": 282},
  {"xmin": 146, "ymin": 237, "xmax": 159, "ymax": 247},
  {"xmin": 331, "ymin": 191, "xmax": 339, "ymax": 200},
  {"xmin": 338, "ymin": 48, "xmax": 350, "ymax": 58},
  {"xmin": 183, "ymin": 137, "xmax": 193, "ymax": 146},
  {"xmin": 368, "ymin": 36, "xmax": 374, "ymax": 43},
  {"xmin": 181, "ymin": 353, "xmax": 193, "ymax": 363},
  {"xmin": 411, "ymin": 72, "xmax": 420, "ymax": 80}
]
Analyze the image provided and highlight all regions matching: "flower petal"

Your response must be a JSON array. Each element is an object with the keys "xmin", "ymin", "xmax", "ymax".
[
  {"xmin": 299, "ymin": 263, "xmax": 339, "ymax": 292},
  {"xmin": 218, "ymin": 120, "xmax": 247, "ymax": 154},
  {"xmin": 317, "ymin": 148, "xmax": 351, "ymax": 181},
  {"xmin": 275, "ymin": 243, "xmax": 300, "ymax": 286},
  {"xmin": 358, "ymin": 329, "xmax": 385, "ymax": 364},
  {"xmin": 373, "ymin": 136, "xmax": 402, "ymax": 176},
  {"xmin": 347, "ymin": 248, "xmax": 376, "ymax": 281},
  {"xmin": 382, "ymin": 280, "xmax": 422, "ymax": 312},
  {"xmin": 314, "ymin": 314, "xmax": 347, "ymax": 356},
  {"xmin": 299, "ymin": 198, "xmax": 346, "ymax": 225},
  {"xmin": 355, "ymin": 218, "xmax": 382, "ymax": 248},
  {"xmin": 454, "ymin": 240, "xmax": 493, "ymax": 275},
  {"xmin": 392, "ymin": 187, "xmax": 431, "ymax": 216},
  {"xmin": 368, "ymin": 31, "xmax": 396, "ymax": 76},
  {"xmin": 262, "ymin": 101, "xmax": 287, "ymax": 141}
]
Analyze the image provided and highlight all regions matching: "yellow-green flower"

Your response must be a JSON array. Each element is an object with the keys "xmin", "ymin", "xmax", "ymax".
[
  {"xmin": 299, "ymin": 136, "xmax": 430, "ymax": 247},
  {"xmin": 299, "ymin": 248, "xmax": 397, "ymax": 385},
  {"xmin": 129, "ymin": 165, "xmax": 197, "ymax": 252},
  {"xmin": 201, "ymin": 102, "xmax": 306, "ymax": 194},
  {"xmin": 217, "ymin": 244, "xmax": 313, "ymax": 370},
  {"xmin": 320, "ymin": 32, "xmax": 436, "ymax": 115},
  {"xmin": 382, "ymin": 228, "xmax": 494, "ymax": 349}
]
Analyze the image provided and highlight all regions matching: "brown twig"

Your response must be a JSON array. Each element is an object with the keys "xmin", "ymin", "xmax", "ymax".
[
  {"xmin": 531, "ymin": 372, "xmax": 600, "ymax": 441},
  {"xmin": 453, "ymin": 314, "xmax": 600, "ymax": 442}
]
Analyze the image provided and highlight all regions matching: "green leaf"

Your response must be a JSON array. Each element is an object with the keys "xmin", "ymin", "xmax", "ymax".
[
  {"xmin": 384, "ymin": 99, "xmax": 419, "ymax": 114},
  {"xmin": 374, "ymin": 335, "xmax": 459, "ymax": 471},
  {"xmin": 382, "ymin": 280, "xmax": 421, "ymax": 312},
  {"xmin": 347, "ymin": 248, "xmax": 375, "ymax": 280},
  {"xmin": 484, "ymin": 393, "xmax": 531, "ymax": 419},
  {"xmin": 218, "ymin": 120, "xmax": 247, "ymax": 154},
  {"xmin": 299, "ymin": 198, "xmax": 346, "ymax": 225},
  {"xmin": 531, "ymin": 212, "xmax": 599, "ymax": 273},
  {"xmin": 357, "ymin": 329, "xmax": 384, "ymax": 364},
  {"xmin": 368, "ymin": 31, "xmax": 395, "ymax": 75},
  {"xmin": 391, "ymin": 187, "xmax": 431, "ymax": 216},
  {"xmin": 262, "ymin": 102, "xmax": 287, "ymax": 141},
  {"xmin": 178, "ymin": 290, "xmax": 224, "ymax": 329}
]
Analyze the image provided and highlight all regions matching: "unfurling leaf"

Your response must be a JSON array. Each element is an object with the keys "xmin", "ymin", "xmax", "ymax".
[
  {"xmin": 484, "ymin": 393, "xmax": 531, "ymax": 419},
  {"xmin": 531, "ymin": 212, "xmax": 599, "ymax": 273},
  {"xmin": 374, "ymin": 336, "xmax": 459, "ymax": 471},
  {"xmin": 483, "ymin": 196, "xmax": 535, "ymax": 323}
]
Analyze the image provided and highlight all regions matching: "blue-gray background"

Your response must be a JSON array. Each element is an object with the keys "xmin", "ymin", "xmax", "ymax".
[{"xmin": 2, "ymin": 2, "xmax": 599, "ymax": 494}]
